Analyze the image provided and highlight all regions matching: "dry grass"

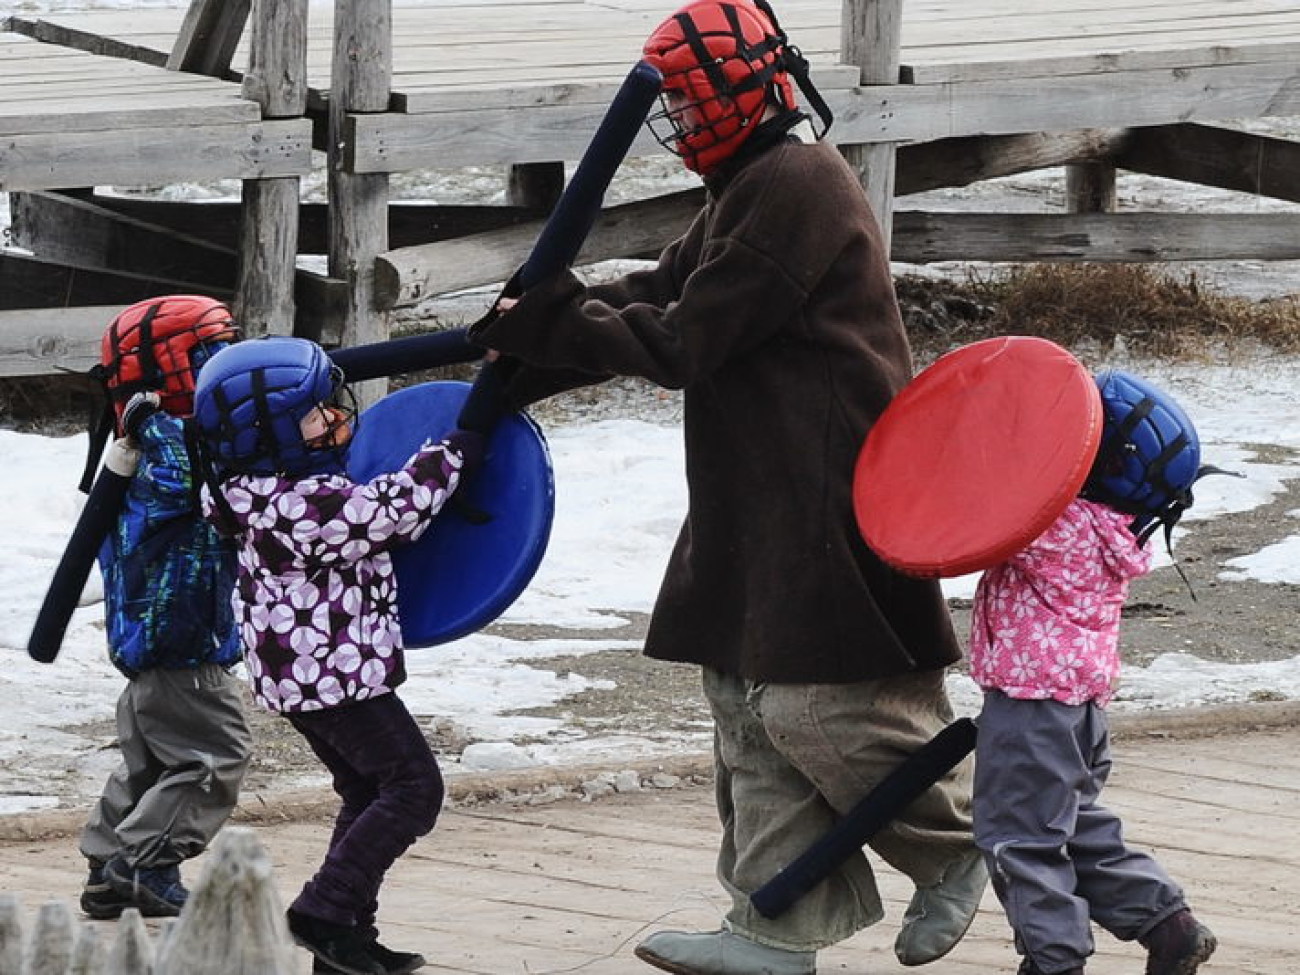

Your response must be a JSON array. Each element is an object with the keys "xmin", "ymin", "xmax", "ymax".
[{"xmin": 898, "ymin": 263, "xmax": 1300, "ymax": 362}]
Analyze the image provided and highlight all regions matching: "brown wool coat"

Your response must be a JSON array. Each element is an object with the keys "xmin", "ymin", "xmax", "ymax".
[{"xmin": 470, "ymin": 136, "xmax": 961, "ymax": 683}]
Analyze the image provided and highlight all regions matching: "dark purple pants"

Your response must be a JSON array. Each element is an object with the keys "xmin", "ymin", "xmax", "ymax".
[{"xmin": 287, "ymin": 692, "xmax": 444, "ymax": 929}]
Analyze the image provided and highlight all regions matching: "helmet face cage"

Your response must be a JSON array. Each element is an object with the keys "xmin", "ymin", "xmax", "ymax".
[
  {"xmin": 101, "ymin": 296, "xmax": 240, "ymax": 426},
  {"xmin": 643, "ymin": 0, "xmax": 794, "ymax": 174},
  {"xmin": 193, "ymin": 338, "xmax": 357, "ymax": 478}
]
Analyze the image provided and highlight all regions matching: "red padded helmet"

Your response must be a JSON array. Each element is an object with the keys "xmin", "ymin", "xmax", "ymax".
[
  {"xmin": 101, "ymin": 295, "xmax": 240, "ymax": 428},
  {"xmin": 642, "ymin": 0, "xmax": 796, "ymax": 174}
]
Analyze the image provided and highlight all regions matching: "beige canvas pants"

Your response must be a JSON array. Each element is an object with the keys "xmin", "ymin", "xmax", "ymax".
[{"xmin": 704, "ymin": 666, "xmax": 976, "ymax": 951}]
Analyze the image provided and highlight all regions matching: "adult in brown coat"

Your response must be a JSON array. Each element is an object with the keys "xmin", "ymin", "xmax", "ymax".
[{"xmin": 470, "ymin": 2, "xmax": 986, "ymax": 972}]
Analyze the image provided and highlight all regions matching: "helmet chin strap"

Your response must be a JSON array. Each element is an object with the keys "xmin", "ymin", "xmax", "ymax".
[{"xmin": 750, "ymin": 0, "xmax": 834, "ymax": 137}]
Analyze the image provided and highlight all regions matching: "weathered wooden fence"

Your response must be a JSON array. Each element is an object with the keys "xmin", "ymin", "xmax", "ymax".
[{"xmin": 0, "ymin": 828, "xmax": 296, "ymax": 975}]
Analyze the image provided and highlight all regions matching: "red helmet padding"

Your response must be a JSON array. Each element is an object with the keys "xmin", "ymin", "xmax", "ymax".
[
  {"xmin": 853, "ymin": 336, "xmax": 1103, "ymax": 578},
  {"xmin": 643, "ymin": 0, "xmax": 795, "ymax": 174},
  {"xmin": 101, "ymin": 295, "xmax": 238, "ymax": 425}
]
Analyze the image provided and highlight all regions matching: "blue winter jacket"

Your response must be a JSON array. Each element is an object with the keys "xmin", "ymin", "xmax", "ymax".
[{"xmin": 98, "ymin": 413, "xmax": 240, "ymax": 678}]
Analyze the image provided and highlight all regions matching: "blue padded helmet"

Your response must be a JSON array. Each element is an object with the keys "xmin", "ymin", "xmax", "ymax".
[
  {"xmin": 192, "ymin": 336, "xmax": 352, "ymax": 477},
  {"xmin": 1082, "ymin": 369, "xmax": 1202, "ymax": 542}
]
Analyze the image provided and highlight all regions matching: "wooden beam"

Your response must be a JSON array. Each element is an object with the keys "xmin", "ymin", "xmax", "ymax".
[
  {"xmin": 891, "ymin": 211, "xmax": 1300, "ymax": 264},
  {"xmin": 840, "ymin": 0, "xmax": 904, "ymax": 236},
  {"xmin": 9, "ymin": 191, "xmax": 238, "ymax": 288},
  {"xmin": 73, "ymin": 195, "xmax": 549, "ymax": 252},
  {"xmin": 168, "ymin": 0, "xmax": 252, "ymax": 77},
  {"xmin": 1116, "ymin": 123, "xmax": 1300, "ymax": 204},
  {"xmin": 895, "ymin": 129, "xmax": 1129, "ymax": 195},
  {"xmin": 0, "ymin": 252, "xmax": 232, "ymax": 312},
  {"xmin": 348, "ymin": 60, "xmax": 1300, "ymax": 171},
  {"xmin": 0, "ymin": 120, "xmax": 312, "ymax": 191},
  {"xmin": 5, "ymin": 16, "xmax": 168, "ymax": 68},
  {"xmin": 330, "ymin": 0, "xmax": 393, "ymax": 405},
  {"xmin": 0, "ymin": 305, "xmax": 125, "ymax": 379},
  {"xmin": 375, "ymin": 190, "xmax": 703, "ymax": 309}
]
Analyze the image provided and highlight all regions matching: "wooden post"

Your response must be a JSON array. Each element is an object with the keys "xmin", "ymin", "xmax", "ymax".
[
  {"xmin": 168, "ymin": 0, "xmax": 253, "ymax": 77},
  {"xmin": 69, "ymin": 923, "xmax": 105, "ymax": 975},
  {"xmin": 105, "ymin": 909, "xmax": 154, "ymax": 975},
  {"xmin": 154, "ymin": 828, "xmax": 295, "ymax": 975},
  {"xmin": 237, "ymin": 0, "xmax": 308, "ymax": 337},
  {"xmin": 330, "ymin": 0, "xmax": 393, "ymax": 406},
  {"xmin": 1066, "ymin": 160, "xmax": 1118, "ymax": 213},
  {"xmin": 839, "ymin": 0, "xmax": 904, "ymax": 249},
  {"xmin": 28, "ymin": 900, "xmax": 75, "ymax": 975},
  {"xmin": 0, "ymin": 894, "xmax": 22, "ymax": 973},
  {"xmin": 507, "ymin": 162, "xmax": 565, "ymax": 211}
]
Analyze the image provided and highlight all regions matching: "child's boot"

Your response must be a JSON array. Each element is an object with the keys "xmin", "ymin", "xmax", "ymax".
[
  {"xmin": 103, "ymin": 855, "xmax": 188, "ymax": 918},
  {"xmin": 288, "ymin": 908, "xmax": 384, "ymax": 975},
  {"xmin": 79, "ymin": 859, "xmax": 131, "ymax": 920},
  {"xmin": 312, "ymin": 938, "xmax": 426, "ymax": 974},
  {"xmin": 1017, "ymin": 957, "xmax": 1084, "ymax": 975},
  {"xmin": 1139, "ymin": 909, "xmax": 1217, "ymax": 975}
]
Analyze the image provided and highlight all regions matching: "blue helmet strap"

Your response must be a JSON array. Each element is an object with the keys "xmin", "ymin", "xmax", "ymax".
[{"xmin": 1135, "ymin": 463, "xmax": 1245, "ymax": 601}]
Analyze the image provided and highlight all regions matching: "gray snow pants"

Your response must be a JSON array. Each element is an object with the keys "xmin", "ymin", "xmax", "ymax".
[
  {"xmin": 704, "ymin": 666, "xmax": 977, "ymax": 952},
  {"xmin": 973, "ymin": 691, "xmax": 1186, "ymax": 974},
  {"xmin": 80, "ymin": 663, "xmax": 252, "ymax": 869}
]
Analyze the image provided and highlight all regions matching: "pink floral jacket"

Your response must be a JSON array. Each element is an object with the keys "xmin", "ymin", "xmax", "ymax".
[{"xmin": 969, "ymin": 497, "xmax": 1152, "ymax": 707}]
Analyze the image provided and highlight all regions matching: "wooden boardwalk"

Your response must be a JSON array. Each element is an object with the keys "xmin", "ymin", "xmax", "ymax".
[
  {"xmin": 8, "ymin": 0, "xmax": 1299, "ymax": 168},
  {"xmin": 2, "ymin": 709, "xmax": 1298, "ymax": 973}
]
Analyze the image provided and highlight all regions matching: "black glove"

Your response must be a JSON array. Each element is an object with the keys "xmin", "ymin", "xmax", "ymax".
[
  {"xmin": 444, "ymin": 428, "xmax": 486, "ymax": 479},
  {"xmin": 121, "ymin": 391, "xmax": 162, "ymax": 440},
  {"xmin": 456, "ymin": 358, "xmax": 520, "ymax": 436}
]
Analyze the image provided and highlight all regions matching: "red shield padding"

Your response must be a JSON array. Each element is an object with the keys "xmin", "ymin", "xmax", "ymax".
[{"xmin": 853, "ymin": 336, "xmax": 1102, "ymax": 578}]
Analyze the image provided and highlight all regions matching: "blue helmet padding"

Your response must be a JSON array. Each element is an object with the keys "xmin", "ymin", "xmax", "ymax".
[
  {"xmin": 1085, "ymin": 369, "xmax": 1201, "ymax": 522},
  {"xmin": 193, "ymin": 337, "xmax": 341, "ymax": 476}
]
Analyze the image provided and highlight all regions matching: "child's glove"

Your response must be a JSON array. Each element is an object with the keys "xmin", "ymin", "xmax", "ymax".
[
  {"xmin": 444, "ymin": 428, "xmax": 486, "ymax": 479},
  {"xmin": 122, "ymin": 391, "xmax": 163, "ymax": 440}
]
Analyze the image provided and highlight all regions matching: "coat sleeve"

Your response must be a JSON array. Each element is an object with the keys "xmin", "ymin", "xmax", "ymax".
[
  {"xmin": 470, "ymin": 173, "xmax": 819, "ymax": 391},
  {"xmin": 131, "ymin": 413, "xmax": 196, "ymax": 519},
  {"xmin": 285, "ymin": 441, "xmax": 467, "ymax": 570}
]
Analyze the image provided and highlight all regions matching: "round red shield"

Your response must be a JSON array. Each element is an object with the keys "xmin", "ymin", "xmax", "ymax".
[{"xmin": 853, "ymin": 336, "xmax": 1102, "ymax": 578}]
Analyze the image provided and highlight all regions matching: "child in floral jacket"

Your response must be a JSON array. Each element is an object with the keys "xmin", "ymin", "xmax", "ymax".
[
  {"xmin": 970, "ymin": 493, "xmax": 1217, "ymax": 975},
  {"xmin": 194, "ymin": 337, "xmax": 484, "ymax": 975}
]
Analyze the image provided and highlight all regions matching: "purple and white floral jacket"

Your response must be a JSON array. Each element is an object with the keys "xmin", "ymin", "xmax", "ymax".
[{"xmin": 202, "ymin": 442, "xmax": 465, "ymax": 713}]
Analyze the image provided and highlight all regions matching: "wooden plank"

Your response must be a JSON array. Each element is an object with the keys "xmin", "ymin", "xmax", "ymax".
[
  {"xmin": 0, "ymin": 306, "xmax": 125, "ymax": 379},
  {"xmin": 833, "ymin": 60, "xmax": 1300, "ymax": 146},
  {"xmin": 0, "ymin": 119, "xmax": 312, "ymax": 191},
  {"xmin": 348, "ymin": 60, "xmax": 1300, "ymax": 170},
  {"xmin": 0, "ymin": 93, "xmax": 262, "ymax": 136},
  {"xmin": 0, "ymin": 252, "xmax": 232, "ymax": 313},
  {"xmin": 374, "ymin": 190, "xmax": 702, "ymax": 308},
  {"xmin": 8, "ymin": 191, "xmax": 238, "ymax": 288},
  {"xmin": 890, "ymin": 211, "xmax": 1300, "ymax": 264},
  {"xmin": 904, "ymin": 40, "xmax": 1300, "ymax": 84},
  {"xmin": 167, "ymin": 0, "xmax": 251, "ymax": 76},
  {"xmin": 896, "ymin": 129, "xmax": 1128, "ymax": 195},
  {"xmin": 1117, "ymin": 123, "xmax": 1300, "ymax": 205},
  {"xmin": 77, "ymin": 195, "xmax": 550, "ymax": 253}
]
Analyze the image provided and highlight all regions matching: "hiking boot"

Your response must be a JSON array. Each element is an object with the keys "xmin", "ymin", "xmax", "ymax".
[
  {"xmin": 288, "ymin": 908, "xmax": 384, "ymax": 975},
  {"xmin": 1017, "ymin": 957, "xmax": 1084, "ymax": 975},
  {"xmin": 79, "ymin": 861, "xmax": 132, "ymax": 920},
  {"xmin": 103, "ymin": 855, "xmax": 188, "ymax": 918},
  {"xmin": 634, "ymin": 928, "xmax": 815, "ymax": 975},
  {"xmin": 312, "ymin": 939, "xmax": 426, "ymax": 974},
  {"xmin": 1140, "ymin": 909, "xmax": 1217, "ymax": 975},
  {"xmin": 895, "ymin": 848, "xmax": 988, "ymax": 966}
]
